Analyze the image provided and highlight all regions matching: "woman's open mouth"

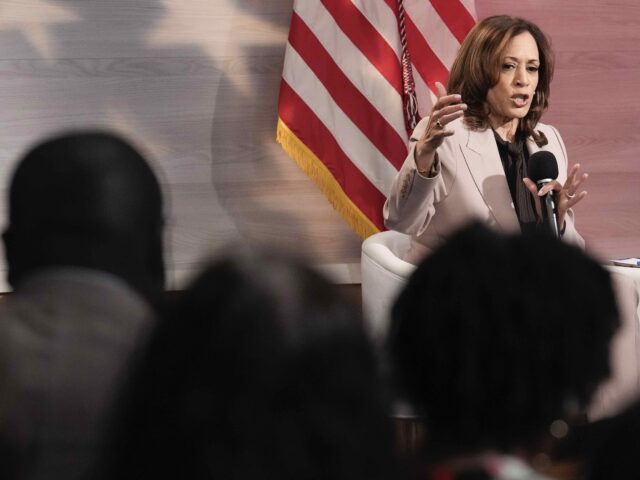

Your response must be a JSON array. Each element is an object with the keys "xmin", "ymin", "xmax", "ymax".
[{"xmin": 512, "ymin": 94, "xmax": 530, "ymax": 107}]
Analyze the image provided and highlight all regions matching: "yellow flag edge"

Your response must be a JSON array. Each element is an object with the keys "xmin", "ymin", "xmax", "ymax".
[{"xmin": 276, "ymin": 117, "xmax": 381, "ymax": 240}]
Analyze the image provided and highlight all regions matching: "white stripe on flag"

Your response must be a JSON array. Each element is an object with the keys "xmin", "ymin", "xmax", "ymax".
[
  {"xmin": 404, "ymin": 0, "xmax": 461, "ymax": 77},
  {"xmin": 293, "ymin": 1, "xmax": 408, "ymax": 143},
  {"xmin": 283, "ymin": 43, "xmax": 400, "ymax": 195},
  {"xmin": 277, "ymin": 0, "xmax": 477, "ymax": 234},
  {"xmin": 412, "ymin": 65, "xmax": 437, "ymax": 119},
  {"xmin": 350, "ymin": 0, "xmax": 402, "ymax": 61}
]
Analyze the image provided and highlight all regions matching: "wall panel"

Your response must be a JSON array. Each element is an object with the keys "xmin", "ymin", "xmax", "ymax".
[
  {"xmin": 478, "ymin": 1, "xmax": 640, "ymax": 261},
  {"xmin": 0, "ymin": 1, "xmax": 637, "ymax": 291},
  {"xmin": 0, "ymin": 0, "xmax": 362, "ymax": 291}
]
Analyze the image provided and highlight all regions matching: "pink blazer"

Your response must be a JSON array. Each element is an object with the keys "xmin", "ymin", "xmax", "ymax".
[{"xmin": 384, "ymin": 116, "xmax": 584, "ymax": 263}]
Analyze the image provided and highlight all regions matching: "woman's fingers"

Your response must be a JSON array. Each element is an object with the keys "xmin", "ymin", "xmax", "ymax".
[
  {"xmin": 564, "ymin": 164, "xmax": 581, "ymax": 190},
  {"xmin": 525, "ymin": 166, "xmax": 588, "ymax": 229},
  {"xmin": 536, "ymin": 180, "xmax": 562, "ymax": 197},
  {"xmin": 430, "ymin": 81, "xmax": 466, "ymax": 128},
  {"xmin": 522, "ymin": 177, "xmax": 538, "ymax": 195},
  {"xmin": 433, "ymin": 94, "xmax": 463, "ymax": 112},
  {"xmin": 437, "ymin": 109, "xmax": 466, "ymax": 127},
  {"xmin": 564, "ymin": 164, "xmax": 588, "ymax": 193},
  {"xmin": 421, "ymin": 126, "xmax": 456, "ymax": 145},
  {"xmin": 430, "ymin": 101, "xmax": 467, "ymax": 132},
  {"xmin": 566, "ymin": 163, "xmax": 580, "ymax": 184},
  {"xmin": 567, "ymin": 190, "xmax": 588, "ymax": 209},
  {"xmin": 432, "ymin": 81, "xmax": 462, "ymax": 110},
  {"xmin": 567, "ymin": 172, "xmax": 588, "ymax": 196},
  {"xmin": 522, "ymin": 177, "xmax": 543, "ymax": 218},
  {"xmin": 438, "ymin": 103, "xmax": 468, "ymax": 118},
  {"xmin": 435, "ymin": 81, "xmax": 447, "ymax": 98},
  {"xmin": 438, "ymin": 93, "xmax": 463, "ymax": 106},
  {"xmin": 562, "ymin": 165, "xmax": 589, "ymax": 211},
  {"xmin": 418, "ymin": 82, "xmax": 464, "ymax": 156}
]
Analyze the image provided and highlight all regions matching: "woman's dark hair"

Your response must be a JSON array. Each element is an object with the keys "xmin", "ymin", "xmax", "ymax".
[
  {"xmin": 447, "ymin": 15, "xmax": 554, "ymax": 145},
  {"xmin": 102, "ymin": 249, "xmax": 395, "ymax": 480},
  {"xmin": 388, "ymin": 223, "xmax": 619, "ymax": 458}
]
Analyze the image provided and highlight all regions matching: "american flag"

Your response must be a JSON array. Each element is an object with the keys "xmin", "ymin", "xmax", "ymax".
[{"xmin": 277, "ymin": 0, "xmax": 476, "ymax": 238}]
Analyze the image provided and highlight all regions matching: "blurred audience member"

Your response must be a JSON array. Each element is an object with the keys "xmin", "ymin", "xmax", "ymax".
[
  {"xmin": 0, "ymin": 132, "xmax": 165, "ymax": 479},
  {"xmin": 388, "ymin": 223, "xmax": 619, "ymax": 479},
  {"xmin": 102, "ymin": 249, "xmax": 397, "ymax": 480},
  {"xmin": 585, "ymin": 399, "xmax": 640, "ymax": 480}
]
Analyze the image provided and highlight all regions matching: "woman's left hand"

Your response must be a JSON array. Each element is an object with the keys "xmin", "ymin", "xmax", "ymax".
[{"xmin": 523, "ymin": 163, "xmax": 588, "ymax": 232}]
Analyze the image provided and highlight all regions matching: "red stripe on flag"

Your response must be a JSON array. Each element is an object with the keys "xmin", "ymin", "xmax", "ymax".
[
  {"xmin": 279, "ymin": 80, "xmax": 387, "ymax": 230},
  {"xmin": 403, "ymin": 13, "xmax": 450, "ymax": 93},
  {"xmin": 429, "ymin": 0, "xmax": 476, "ymax": 44},
  {"xmin": 320, "ymin": 0, "xmax": 402, "ymax": 96},
  {"xmin": 289, "ymin": 12, "xmax": 407, "ymax": 168},
  {"xmin": 430, "ymin": 0, "xmax": 476, "ymax": 43}
]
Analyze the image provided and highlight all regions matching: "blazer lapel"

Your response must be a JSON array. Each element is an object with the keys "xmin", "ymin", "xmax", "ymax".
[{"xmin": 461, "ymin": 127, "xmax": 521, "ymax": 231}]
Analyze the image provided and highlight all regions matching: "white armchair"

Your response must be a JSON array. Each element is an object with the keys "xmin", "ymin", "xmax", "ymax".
[{"xmin": 360, "ymin": 230, "xmax": 416, "ymax": 344}]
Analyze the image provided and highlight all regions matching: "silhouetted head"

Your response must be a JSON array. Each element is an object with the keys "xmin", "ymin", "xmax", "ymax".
[
  {"xmin": 388, "ymin": 223, "xmax": 619, "ymax": 458},
  {"xmin": 586, "ymin": 400, "xmax": 640, "ymax": 480},
  {"xmin": 103, "ymin": 248, "xmax": 396, "ymax": 480},
  {"xmin": 4, "ymin": 131, "xmax": 165, "ymax": 304}
]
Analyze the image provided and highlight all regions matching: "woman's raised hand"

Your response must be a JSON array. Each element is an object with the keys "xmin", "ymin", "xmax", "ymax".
[{"xmin": 415, "ymin": 82, "xmax": 467, "ymax": 172}]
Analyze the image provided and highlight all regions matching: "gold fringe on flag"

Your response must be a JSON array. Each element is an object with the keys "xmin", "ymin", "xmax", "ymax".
[{"xmin": 276, "ymin": 117, "xmax": 380, "ymax": 239}]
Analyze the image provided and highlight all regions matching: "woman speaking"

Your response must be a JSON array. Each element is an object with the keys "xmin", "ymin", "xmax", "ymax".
[
  {"xmin": 384, "ymin": 15, "xmax": 639, "ymax": 419},
  {"xmin": 385, "ymin": 15, "xmax": 587, "ymax": 263}
]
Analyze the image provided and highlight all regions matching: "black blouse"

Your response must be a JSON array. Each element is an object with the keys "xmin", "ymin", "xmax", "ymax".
[{"xmin": 493, "ymin": 130, "xmax": 538, "ymax": 233}]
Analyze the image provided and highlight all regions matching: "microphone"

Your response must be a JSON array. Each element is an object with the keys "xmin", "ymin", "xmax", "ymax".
[{"xmin": 527, "ymin": 151, "xmax": 559, "ymax": 237}]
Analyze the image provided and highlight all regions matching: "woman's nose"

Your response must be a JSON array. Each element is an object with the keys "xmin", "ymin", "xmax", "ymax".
[{"xmin": 514, "ymin": 68, "xmax": 529, "ymax": 87}]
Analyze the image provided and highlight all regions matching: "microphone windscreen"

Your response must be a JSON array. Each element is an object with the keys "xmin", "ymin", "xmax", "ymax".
[{"xmin": 527, "ymin": 151, "xmax": 558, "ymax": 182}]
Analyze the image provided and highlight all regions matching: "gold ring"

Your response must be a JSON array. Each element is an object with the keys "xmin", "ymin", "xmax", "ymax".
[{"xmin": 435, "ymin": 119, "xmax": 444, "ymax": 129}]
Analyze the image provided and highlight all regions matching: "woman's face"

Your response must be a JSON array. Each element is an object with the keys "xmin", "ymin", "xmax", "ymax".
[{"xmin": 486, "ymin": 31, "xmax": 540, "ymax": 125}]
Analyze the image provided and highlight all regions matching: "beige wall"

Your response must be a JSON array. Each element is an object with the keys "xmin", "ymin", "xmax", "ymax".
[
  {"xmin": 0, "ymin": 0, "xmax": 362, "ymax": 290},
  {"xmin": 478, "ymin": 1, "xmax": 640, "ymax": 261},
  {"xmin": 0, "ymin": 1, "xmax": 637, "ymax": 290}
]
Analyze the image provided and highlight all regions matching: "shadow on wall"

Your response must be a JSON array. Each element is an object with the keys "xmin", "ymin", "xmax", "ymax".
[
  {"xmin": 210, "ymin": 0, "xmax": 364, "ymax": 262},
  {"xmin": 0, "ymin": 1, "xmax": 231, "ymax": 281},
  {"xmin": 0, "ymin": 0, "xmax": 362, "ymax": 287},
  {"xmin": 210, "ymin": 0, "xmax": 308, "ymax": 254},
  {"xmin": 0, "ymin": 0, "xmax": 219, "ymax": 161}
]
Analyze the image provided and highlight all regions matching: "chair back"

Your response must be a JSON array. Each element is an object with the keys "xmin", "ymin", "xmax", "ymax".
[{"xmin": 361, "ymin": 231, "xmax": 415, "ymax": 344}]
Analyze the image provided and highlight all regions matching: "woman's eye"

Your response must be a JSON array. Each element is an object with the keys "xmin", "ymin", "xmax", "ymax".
[
  {"xmin": 527, "ymin": 66, "xmax": 540, "ymax": 73},
  {"xmin": 502, "ymin": 63, "xmax": 516, "ymax": 70}
]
